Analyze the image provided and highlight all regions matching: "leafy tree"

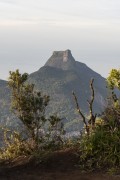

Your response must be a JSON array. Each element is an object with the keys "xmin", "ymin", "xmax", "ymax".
[
  {"xmin": 107, "ymin": 69, "xmax": 120, "ymax": 90},
  {"xmin": 107, "ymin": 68, "xmax": 120, "ymax": 108},
  {"xmin": 8, "ymin": 70, "xmax": 49, "ymax": 144}
]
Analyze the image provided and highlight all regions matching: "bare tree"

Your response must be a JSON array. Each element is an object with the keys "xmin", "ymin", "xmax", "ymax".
[{"xmin": 72, "ymin": 78, "xmax": 97, "ymax": 135}]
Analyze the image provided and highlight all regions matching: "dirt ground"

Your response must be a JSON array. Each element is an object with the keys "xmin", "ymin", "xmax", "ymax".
[{"xmin": 0, "ymin": 149, "xmax": 120, "ymax": 180}]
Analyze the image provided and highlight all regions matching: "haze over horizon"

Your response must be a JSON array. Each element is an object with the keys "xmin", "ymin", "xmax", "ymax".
[{"xmin": 0, "ymin": 0, "xmax": 120, "ymax": 80}]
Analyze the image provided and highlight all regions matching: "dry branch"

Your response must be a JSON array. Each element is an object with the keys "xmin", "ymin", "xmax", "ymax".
[
  {"xmin": 72, "ymin": 91, "xmax": 89, "ymax": 134},
  {"xmin": 87, "ymin": 79, "xmax": 97, "ymax": 127},
  {"xmin": 72, "ymin": 78, "xmax": 97, "ymax": 135}
]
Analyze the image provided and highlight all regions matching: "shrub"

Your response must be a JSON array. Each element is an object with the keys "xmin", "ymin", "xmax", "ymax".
[
  {"xmin": 79, "ymin": 104, "xmax": 120, "ymax": 171},
  {"xmin": 0, "ymin": 129, "xmax": 35, "ymax": 160},
  {"xmin": 0, "ymin": 115, "xmax": 66, "ymax": 160}
]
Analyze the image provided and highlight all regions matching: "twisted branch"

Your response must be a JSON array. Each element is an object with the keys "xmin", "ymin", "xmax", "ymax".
[
  {"xmin": 72, "ymin": 78, "xmax": 97, "ymax": 135},
  {"xmin": 72, "ymin": 91, "xmax": 89, "ymax": 134}
]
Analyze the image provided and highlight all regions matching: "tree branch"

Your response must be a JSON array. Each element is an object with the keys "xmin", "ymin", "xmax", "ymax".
[
  {"xmin": 87, "ymin": 79, "xmax": 97, "ymax": 127},
  {"xmin": 72, "ymin": 91, "xmax": 89, "ymax": 134}
]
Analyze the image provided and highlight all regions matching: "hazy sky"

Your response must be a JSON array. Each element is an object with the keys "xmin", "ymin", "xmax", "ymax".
[{"xmin": 0, "ymin": 0, "xmax": 120, "ymax": 80}]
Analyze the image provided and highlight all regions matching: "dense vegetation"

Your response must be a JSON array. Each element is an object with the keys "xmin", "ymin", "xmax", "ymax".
[
  {"xmin": 0, "ymin": 68, "xmax": 120, "ymax": 174},
  {"xmin": 0, "ymin": 70, "xmax": 65, "ymax": 159},
  {"xmin": 78, "ymin": 69, "xmax": 120, "ymax": 172}
]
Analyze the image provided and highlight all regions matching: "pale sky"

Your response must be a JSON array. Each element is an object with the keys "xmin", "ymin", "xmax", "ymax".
[{"xmin": 0, "ymin": 0, "xmax": 120, "ymax": 80}]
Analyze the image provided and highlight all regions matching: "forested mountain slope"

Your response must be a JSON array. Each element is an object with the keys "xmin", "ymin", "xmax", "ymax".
[{"xmin": 28, "ymin": 50, "xmax": 108, "ymax": 131}]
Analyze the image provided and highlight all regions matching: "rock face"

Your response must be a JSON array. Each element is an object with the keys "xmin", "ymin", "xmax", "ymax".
[
  {"xmin": 45, "ymin": 50, "xmax": 76, "ymax": 70},
  {"xmin": 28, "ymin": 50, "xmax": 108, "ymax": 131}
]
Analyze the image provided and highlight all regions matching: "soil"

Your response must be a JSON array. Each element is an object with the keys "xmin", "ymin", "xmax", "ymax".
[{"xmin": 0, "ymin": 148, "xmax": 120, "ymax": 180}]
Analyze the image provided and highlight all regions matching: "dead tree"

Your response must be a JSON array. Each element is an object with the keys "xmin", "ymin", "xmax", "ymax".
[
  {"xmin": 87, "ymin": 79, "xmax": 97, "ymax": 128},
  {"xmin": 72, "ymin": 78, "xmax": 97, "ymax": 135}
]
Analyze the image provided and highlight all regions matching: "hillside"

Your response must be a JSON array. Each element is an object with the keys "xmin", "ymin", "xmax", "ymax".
[
  {"xmin": 28, "ymin": 50, "xmax": 108, "ymax": 131},
  {"xmin": 0, "ymin": 80, "xmax": 11, "ymax": 126},
  {"xmin": 0, "ymin": 50, "xmax": 109, "ymax": 132},
  {"xmin": 0, "ymin": 79, "xmax": 21, "ymax": 146}
]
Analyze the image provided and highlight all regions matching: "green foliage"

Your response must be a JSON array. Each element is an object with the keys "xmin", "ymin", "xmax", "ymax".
[
  {"xmin": 0, "ymin": 115, "xmax": 65, "ymax": 160},
  {"xmin": 80, "ymin": 69, "xmax": 120, "ymax": 173},
  {"xmin": 107, "ymin": 69, "xmax": 120, "ymax": 90},
  {"xmin": 0, "ymin": 128, "xmax": 34, "ymax": 160},
  {"xmin": 0, "ymin": 70, "xmax": 66, "ymax": 160},
  {"xmin": 78, "ymin": 69, "xmax": 120, "ymax": 172},
  {"xmin": 8, "ymin": 69, "xmax": 50, "ymax": 142},
  {"xmin": 79, "ymin": 103, "xmax": 120, "ymax": 171},
  {"xmin": 2, "ymin": 67, "xmax": 120, "ymax": 172}
]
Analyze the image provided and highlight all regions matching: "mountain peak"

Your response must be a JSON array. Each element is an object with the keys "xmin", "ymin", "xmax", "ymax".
[
  {"xmin": 45, "ymin": 49, "xmax": 76, "ymax": 70},
  {"xmin": 53, "ymin": 49, "xmax": 73, "ymax": 62}
]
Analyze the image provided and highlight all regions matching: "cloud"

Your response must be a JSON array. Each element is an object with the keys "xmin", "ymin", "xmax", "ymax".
[
  {"xmin": 0, "ymin": 0, "xmax": 16, "ymax": 4},
  {"xmin": 0, "ymin": 0, "xmax": 120, "ymax": 27}
]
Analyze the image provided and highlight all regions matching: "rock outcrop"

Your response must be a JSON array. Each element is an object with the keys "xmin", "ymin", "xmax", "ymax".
[{"xmin": 45, "ymin": 49, "xmax": 76, "ymax": 70}]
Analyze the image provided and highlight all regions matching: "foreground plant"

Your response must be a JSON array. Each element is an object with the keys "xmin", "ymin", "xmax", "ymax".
[
  {"xmin": 0, "ymin": 70, "xmax": 66, "ymax": 160},
  {"xmin": 8, "ymin": 70, "xmax": 50, "ymax": 145},
  {"xmin": 78, "ymin": 70, "xmax": 120, "ymax": 172},
  {"xmin": 73, "ymin": 79, "xmax": 97, "ymax": 135},
  {"xmin": 0, "ymin": 128, "xmax": 34, "ymax": 160},
  {"xmin": 0, "ymin": 114, "xmax": 66, "ymax": 160},
  {"xmin": 79, "ymin": 115, "xmax": 120, "ymax": 171}
]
